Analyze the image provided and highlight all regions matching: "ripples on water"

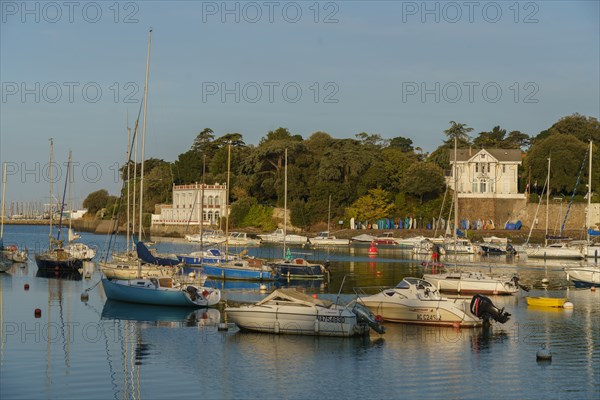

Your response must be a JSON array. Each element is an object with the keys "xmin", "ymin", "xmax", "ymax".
[{"xmin": 0, "ymin": 225, "xmax": 599, "ymax": 399}]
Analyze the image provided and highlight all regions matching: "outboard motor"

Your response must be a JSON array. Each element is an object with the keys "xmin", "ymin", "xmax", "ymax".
[
  {"xmin": 470, "ymin": 294, "xmax": 511, "ymax": 324},
  {"xmin": 352, "ymin": 303, "xmax": 386, "ymax": 334}
]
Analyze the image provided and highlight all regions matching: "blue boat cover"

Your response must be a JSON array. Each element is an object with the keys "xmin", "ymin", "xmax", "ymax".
[
  {"xmin": 588, "ymin": 229, "xmax": 600, "ymax": 236},
  {"xmin": 136, "ymin": 241, "xmax": 180, "ymax": 266}
]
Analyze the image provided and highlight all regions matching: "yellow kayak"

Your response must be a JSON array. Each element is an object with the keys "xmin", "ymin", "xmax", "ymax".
[{"xmin": 526, "ymin": 297, "xmax": 568, "ymax": 308}]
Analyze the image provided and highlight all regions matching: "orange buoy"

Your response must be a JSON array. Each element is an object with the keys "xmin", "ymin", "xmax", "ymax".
[
  {"xmin": 376, "ymin": 271, "xmax": 382, "ymax": 277},
  {"xmin": 24, "ymin": 283, "xmax": 30, "ymax": 290},
  {"xmin": 591, "ymin": 286, "xmax": 596, "ymax": 292},
  {"xmin": 312, "ymin": 294, "xmax": 318, "ymax": 299},
  {"xmin": 34, "ymin": 308, "xmax": 42, "ymax": 318},
  {"xmin": 453, "ymin": 321, "xmax": 461, "ymax": 329},
  {"xmin": 368, "ymin": 242, "xmax": 378, "ymax": 255}
]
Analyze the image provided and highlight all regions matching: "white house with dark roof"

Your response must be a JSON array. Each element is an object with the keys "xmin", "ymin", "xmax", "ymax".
[
  {"xmin": 151, "ymin": 183, "xmax": 228, "ymax": 226},
  {"xmin": 447, "ymin": 148, "xmax": 525, "ymax": 199}
]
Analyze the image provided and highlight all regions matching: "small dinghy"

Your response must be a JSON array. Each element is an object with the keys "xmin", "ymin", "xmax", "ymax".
[{"xmin": 526, "ymin": 297, "xmax": 569, "ymax": 308}]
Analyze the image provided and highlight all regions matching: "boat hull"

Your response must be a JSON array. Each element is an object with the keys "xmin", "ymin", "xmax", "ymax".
[
  {"xmin": 35, "ymin": 253, "xmax": 83, "ymax": 271},
  {"xmin": 101, "ymin": 278, "xmax": 218, "ymax": 307},
  {"xmin": 525, "ymin": 246, "xmax": 584, "ymax": 259},
  {"xmin": 526, "ymin": 297, "xmax": 568, "ymax": 307},
  {"xmin": 565, "ymin": 267, "xmax": 600, "ymax": 287},
  {"xmin": 201, "ymin": 264, "xmax": 277, "ymax": 281},
  {"xmin": 225, "ymin": 306, "xmax": 368, "ymax": 337},
  {"xmin": 359, "ymin": 297, "xmax": 481, "ymax": 327}
]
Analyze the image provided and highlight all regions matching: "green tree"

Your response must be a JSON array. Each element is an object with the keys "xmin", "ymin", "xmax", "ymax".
[
  {"xmin": 536, "ymin": 114, "xmax": 600, "ymax": 144},
  {"xmin": 473, "ymin": 126, "xmax": 506, "ymax": 148},
  {"xmin": 523, "ymin": 133, "xmax": 589, "ymax": 195},
  {"xmin": 443, "ymin": 121, "xmax": 473, "ymax": 145},
  {"xmin": 346, "ymin": 188, "xmax": 396, "ymax": 222},
  {"xmin": 389, "ymin": 136, "xmax": 414, "ymax": 152},
  {"xmin": 191, "ymin": 128, "xmax": 215, "ymax": 153},
  {"xmin": 83, "ymin": 189, "xmax": 112, "ymax": 215},
  {"xmin": 402, "ymin": 163, "xmax": 445, "ymax": 203}
]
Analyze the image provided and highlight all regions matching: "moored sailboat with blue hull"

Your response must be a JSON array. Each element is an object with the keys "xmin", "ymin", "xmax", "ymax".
[
  {"xmin": 101, "ymin": 276, "xmax": 221, "ymax": 307},
  {"xmin": 201, "ymin": 259, "xmax": 278, "ymax": 281}
]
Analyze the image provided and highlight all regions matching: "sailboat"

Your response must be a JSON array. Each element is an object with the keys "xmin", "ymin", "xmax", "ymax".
[
  {"xmin": 564, "ymin": 140, "xmax": 600, "ymax": 287},
  {"xmin": 197, "ymin": 144, "xmax": 278, "ymax": 281},
  {"xmin": 309, "ymin": 195, "xmax": 350, "ymax": 246},
  {"xmin": 101, "ymin": 29, "xmax": 220, "ymax": 306},
  {"xmin": 62, "ymin": 152, "xmax": 96, "ymax": 261},
  {"xmin": 268, "ymin": 148, "xmax": 328, "ymax": 280},
  {"xmin": 0, "ymin": 162, "xmax": 28, "ymax": 269},
  {"xmin": 525, "ymin": 156, "xmax": 584, "ymax": 259},
  {"xmin": 423, "ymin": 138, "xmax": 520, "ymax": 295},
  {"xmin": 35, "ymin": 139, "xmax": 83, "ymax": 272}
]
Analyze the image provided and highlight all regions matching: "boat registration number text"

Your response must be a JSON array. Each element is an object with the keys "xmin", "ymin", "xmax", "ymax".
[
  {"xmin": 317, "ymin": 315, "xmax": 346, "ymax": 323},
  {"xmin": 417, "ymin": 314, "xmax": 440, "ymax": 321}
]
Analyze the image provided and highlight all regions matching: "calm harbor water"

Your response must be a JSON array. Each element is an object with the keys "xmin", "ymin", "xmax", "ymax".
[{"xmin": 1, "ymin": 225, "xmax": 599, "ymax": 399}]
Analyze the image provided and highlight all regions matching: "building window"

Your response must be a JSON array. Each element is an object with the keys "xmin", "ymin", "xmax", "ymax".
[
  {"xmin": 487, "ymin": 163, "xmax": 491, "ymax": 173},
  {"xmin": 208, "ymin": 211, "xmax": 213, "ymax": 222},
  {"xmin": 502, "ymin": 165, "xmax": 506, "ymax": 173},
  {"xmin": 202, "ymin": 211, "xmax": 207, "ymax": 221},
  {"xmin": 208, "ymin": 196, "xmax": 214, "ymax": 206},
  {"xmin": 215, "ymin": 211, "xmax": 220, "ymax": 221},
  {"xmin": 175, "ymin": 194, "xmax": 179, "ymax": 208},
  {"xmin": 214, "ymin": 196, "xmax": 220, "ymax": 205},
  {"xmin": 480, "ymin": 179, "xmax": 487, "ymax": 193},
  {"xmin": 475, "ymin": 163, "xmax": 479, "ymax": 173},
  {"xmin": 472, "ymin": 180, "xmax": 478, "ymax": 193}
]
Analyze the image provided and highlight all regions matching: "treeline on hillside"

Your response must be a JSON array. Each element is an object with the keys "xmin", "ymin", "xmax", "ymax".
[{"xmin": 85, "ymin": 113, "xmax": 600, "ymax": 230}]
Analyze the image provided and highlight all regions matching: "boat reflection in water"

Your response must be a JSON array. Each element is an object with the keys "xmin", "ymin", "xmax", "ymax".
[
  {"xmin": 36, "ymin": 268, "xmax": 82, "ymax": 281},
  {"xmin": 101, "ymin": 300, "xmax": 221, "ymax": 328}
]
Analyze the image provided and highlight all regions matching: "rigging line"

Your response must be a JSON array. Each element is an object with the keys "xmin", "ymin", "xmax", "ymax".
[
  {"xmin": 525, "ymin": 172, "xmax": 548, "ymax": 246},
  {"xmin": 102, "ymin": 101, "xmax": 145, "ymax": 261},
  {"xmin": 560, "ymin": 151, "xmax": 588, "ymax": 236}
]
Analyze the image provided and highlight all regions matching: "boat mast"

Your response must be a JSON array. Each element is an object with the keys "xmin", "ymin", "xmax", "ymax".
[
  {"xmin": 327, "ymin": 194, "xmax": 332, "ymax": 234},
  {"xmin": 67, "ymin": 151, "xmax": 74, "ymax": 242},
  {"xmin": 126, "ymin": 125, "xmax": 131, "ymax": 253},
  {"xmin": 56, "ymin": 150, "xmax": 71, "ymax": 242},
  {"xmin": 131, "ymin": 120, "xmax": 138, "ymax": 251},
  {"xmin": 283, "ymin": 148, "xmax": 288, "ymax": 258},
  {"xmin": 225, "ymin": 143, "xmax": 231, "ymax": 257},
  {"xmin": 545, "ymin": 156, "xmax": 551, "ymax": 247},
  {"xmin": 453, "ymin": 137, "xmax": 458, "ymax": 242},
  {"xmin": 48, "ymin": 138, "xmax": 53, "ymax": 250},
  {"xmin": 587, "ymin": 140, "xmax": 593, "ymax": 242},
  {"xmin": 1, "ymin": 162, "xmax": 6, "ymax": 240},
  {"xmin": 200, "ymin": 155, "xmax": 205, "ymax": 248},
  {"xmin": 138, "ymin": 28, "xmax": 152, "ymax": 242}
]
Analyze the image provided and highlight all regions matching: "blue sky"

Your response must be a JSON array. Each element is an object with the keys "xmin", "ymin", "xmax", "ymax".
[{"xmin": 1, "ymin": 0, "xmax": 599, "ymax": 204}]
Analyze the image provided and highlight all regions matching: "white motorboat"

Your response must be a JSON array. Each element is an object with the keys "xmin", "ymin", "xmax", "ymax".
[
  {"xmin": 564, "ymin": 266, "xmax": 600, "ymax": 287},
  {"xmin": 185, "ymin": 229, "xmax": 227, "ymax": 245},
  {"xmin": 309, "ymin": 232, "xmax": 350, "ymax": 246},
  {"xmin": 357, "ymin": 277, "xmax": 511, "ymax": 327},
  {"xmin": 524, "ymin": 242, "xmax": 584, "ymax": 260},
  {"xmin": 258, "ymin": 228, "xmax": 308, "ymax": 245},
  {"xmin": 64, "ymin": 242, "xmax": 97, "ymax": 261},
  {"xmin": 227, "ymin": 232, "xmax": 261, "ymax": 246},
  {"xmin": 351, "ymin": 234, "xmax": 376, "ymax": 243},
  {"xmin": 441, "ymin": 238, "xmax": 477, "ymax": 254},
  {"xmin": 422, "ymin": 271, "xmax": 520, "ymax": 295},
  {"xmin": 394, "ymin": 236, "xmax": 427, "ymax": 249},
  {"xmin": 225, "ymin": 288, "xmax": 385, "ymax": 337}
]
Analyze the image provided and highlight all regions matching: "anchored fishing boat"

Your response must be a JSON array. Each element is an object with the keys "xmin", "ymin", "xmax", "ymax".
[
  {"xmin": 356, "ymin": 277, "xmax": 511, "ymax": 327},
  {"xmin": 564, "ymin": 266, "xmax": 600, "ymax": 287},
  {"xmin": 225, "ymin": 288, "xmax": 385, "ymax": 337}
]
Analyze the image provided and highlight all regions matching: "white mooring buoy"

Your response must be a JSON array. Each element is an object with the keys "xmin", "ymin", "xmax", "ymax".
[
  {"xmin": 536, "ymin": 344, "xmax": 552, "ymax": 361},
  {"xmin": 563, "ymin": 301, "xmax": 574, "ymax": 309}
]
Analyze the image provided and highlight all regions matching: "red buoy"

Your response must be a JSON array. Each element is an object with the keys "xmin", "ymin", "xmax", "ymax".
[
  {"xmin": 376, "ymin": 271, "xmax": 382, "ymax": 277},
  {"xmin": 24, "ymin": 283, "xmax": 30, "ymax": 290},
  {"xmin": 368, "ymin": 242, "xmax": 378, "ymax": 255},
  {"xmin": 312, "ymin": 294, "xmax": 318, "ymax": 299},
  {"xmin": 34, "ymin": 308, "xmax": 42, "ymax": 318}
]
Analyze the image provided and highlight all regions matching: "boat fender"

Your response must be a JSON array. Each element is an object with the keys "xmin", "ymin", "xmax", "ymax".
[{"xmin": 202, "ymin": 290, "xmax": 209, "ymax": 298}]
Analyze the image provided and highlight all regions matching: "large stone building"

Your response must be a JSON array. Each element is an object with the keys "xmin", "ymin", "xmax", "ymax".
[
  {"xmin": 151, "ymin": 183, "xmax": 228, "ymax": 226},
  {"xmin": 447, "ymin": 148, "xmax": 525, "ymax": 199}
]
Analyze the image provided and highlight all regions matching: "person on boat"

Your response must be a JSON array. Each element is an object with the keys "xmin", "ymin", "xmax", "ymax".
[{"xmin": 431, "ymin": 244, "xmax": 440, "ymax": 262}]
